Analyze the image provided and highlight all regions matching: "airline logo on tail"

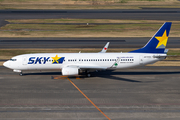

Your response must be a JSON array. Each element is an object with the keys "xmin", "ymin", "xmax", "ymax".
[
  {"xmin": 129, "ymin": 22, "xmax": 172, "ymax": 53},
  {"xmin": 155, "ymin": 30, "xmax": 168, "ymax": 49}
]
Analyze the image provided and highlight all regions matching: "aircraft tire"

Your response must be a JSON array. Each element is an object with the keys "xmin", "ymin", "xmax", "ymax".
[
  {"xmin": 19, "ymin": 72, "xmax": 23, "ymax": 76},
  {"xmin": 87, "ymin": 73, "xmax": 91, "ymax": 77}
]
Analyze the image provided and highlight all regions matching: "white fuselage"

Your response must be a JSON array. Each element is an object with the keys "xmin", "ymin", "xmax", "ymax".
[{"xmin": 3, "ymin": 52, "xmax": 165, "ymax": 71}]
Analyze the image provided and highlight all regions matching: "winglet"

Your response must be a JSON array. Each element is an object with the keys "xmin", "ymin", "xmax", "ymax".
[
  {"xmin": 129, "ymin": 22, "xmax": 172, "ymax": 54},
  {"xmin": 99, "ymin": 42, "xmax": 109, "ymax": 53}
]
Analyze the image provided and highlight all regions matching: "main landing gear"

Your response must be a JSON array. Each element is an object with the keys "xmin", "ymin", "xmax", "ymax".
[
  {"xmin": 87, "ymin": 73, "xmax": 91, "ymax": 77},
  {"xmin": 85, "ymin": 70, "xmax": 91, "ymax": 77}
]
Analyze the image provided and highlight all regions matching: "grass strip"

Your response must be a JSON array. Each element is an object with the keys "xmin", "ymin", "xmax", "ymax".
[
  {"xmin": 1, "ymin": 20, "xmax": 180, "ymax": 37},
  {"xmin": 0, "ymin": 0, "xmax": 180, "ymax": 9},
  {"xmin": 7, "ymin": 19, "xmax": 180, "ymax": 24}
]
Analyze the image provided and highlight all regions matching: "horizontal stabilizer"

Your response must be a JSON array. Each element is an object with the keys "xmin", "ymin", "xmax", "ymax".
[
  {"xmin": 164, "ymin": 49, "xmax": 169, "ymax": 54},
  {"xmin": 153, "ymin": 54, "xmax": 167, "ymax": 58}
]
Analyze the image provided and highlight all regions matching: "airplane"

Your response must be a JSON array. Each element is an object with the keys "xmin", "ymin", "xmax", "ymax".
[{"xmin": 3, "ymin": 22, "xmax": 172, "ymax": 77}]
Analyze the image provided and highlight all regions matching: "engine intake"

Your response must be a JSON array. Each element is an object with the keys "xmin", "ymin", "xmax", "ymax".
[{"xmin": 62, "ymin": 67, "xmax": 79, "ymax": 76}]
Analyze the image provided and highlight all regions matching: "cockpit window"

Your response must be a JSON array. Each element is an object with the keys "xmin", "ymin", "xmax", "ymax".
[{"xmin": 10, "ymin": 59, "xmax": 17, "ymax": 61}]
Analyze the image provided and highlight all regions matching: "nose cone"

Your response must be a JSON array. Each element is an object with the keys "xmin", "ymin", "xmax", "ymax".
[{"xmin": 3, "ymin": 61, "xmax": 9, "ymax": 68}]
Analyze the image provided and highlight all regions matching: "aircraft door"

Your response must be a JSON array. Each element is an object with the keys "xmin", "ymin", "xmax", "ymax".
[
  {"xmin": 22, "ymin": 57, "xmax": 27, "ymax": 65},
  {"xmin": 139, "ymin": 55, "xmax": 143, "ymax": 64}
]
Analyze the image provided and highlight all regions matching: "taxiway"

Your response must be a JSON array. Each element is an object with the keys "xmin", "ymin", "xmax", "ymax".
[{"xmin": 0, "ymin": 66, "xmax": 180, "ymax": 120}]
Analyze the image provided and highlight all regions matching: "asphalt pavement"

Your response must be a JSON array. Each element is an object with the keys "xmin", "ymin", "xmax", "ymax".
[
  {"xmin": 0, "ymin": 37, "xmax": 179, "ymax": 49},
  {"xmin": 0, "ymin": 66, "xmax": 180, "ymax": 120},
  {"xmin": 0, "ymin": 9, "xmax": 180, "ymax": 27}
]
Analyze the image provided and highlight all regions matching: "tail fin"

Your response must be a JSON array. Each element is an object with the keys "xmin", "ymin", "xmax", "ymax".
[
  {"xmin": 99, "ymin": 42, "xmax": 109, "ymax": 53},
  {"xmin": 129, "ymin": 22, "xmax": 172, "ymax": 53}
]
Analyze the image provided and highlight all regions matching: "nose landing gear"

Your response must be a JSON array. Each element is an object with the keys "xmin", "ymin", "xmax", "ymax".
[
  {"xmin": 13, "ymin": 69, "xmax": 23, "ymax": 76},
  {"xmin": 19, "ymin": 72, "xmax": 23, "ymax": 76}
]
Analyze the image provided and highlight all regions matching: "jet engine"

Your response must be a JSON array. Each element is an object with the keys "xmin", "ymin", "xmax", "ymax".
[{"xmin": 61, "ymin": 67, "xmax": 79, "ymax": 76}]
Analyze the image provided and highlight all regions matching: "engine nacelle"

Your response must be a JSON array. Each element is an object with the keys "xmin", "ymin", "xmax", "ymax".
[{"xmin": 61, "ymin": 67, "xmax": 79, "ymax": 76}]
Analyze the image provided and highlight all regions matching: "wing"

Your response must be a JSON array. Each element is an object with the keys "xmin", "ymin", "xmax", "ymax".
[{"xmin": 65, "ymin": 64, "xmax": 107, "ymax": 70}]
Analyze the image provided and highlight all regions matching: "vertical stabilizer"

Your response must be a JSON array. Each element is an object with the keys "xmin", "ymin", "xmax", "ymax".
[
  {"xmin": 99, "ymin": 42, "xmax": 109, "ymax": 53},
  {"xmin": 129, "ymin": 22, "xmax": 172, "ymax": 53}
]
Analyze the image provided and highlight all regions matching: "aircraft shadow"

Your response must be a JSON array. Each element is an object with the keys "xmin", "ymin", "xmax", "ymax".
[
  {"xmin": 88, "ymin": 70, "xmax": 180, "ymax": 82},
  {"xmin": 23, "ymin": 72, "xmax": 61, "ymax": 76},
  {"xmin": 23, "ymin": 70, "xmax": 180, "ymax": 83},
  {"xmin": 95, "ymin": 70, "xmax": 180, "ymax": 76}
]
